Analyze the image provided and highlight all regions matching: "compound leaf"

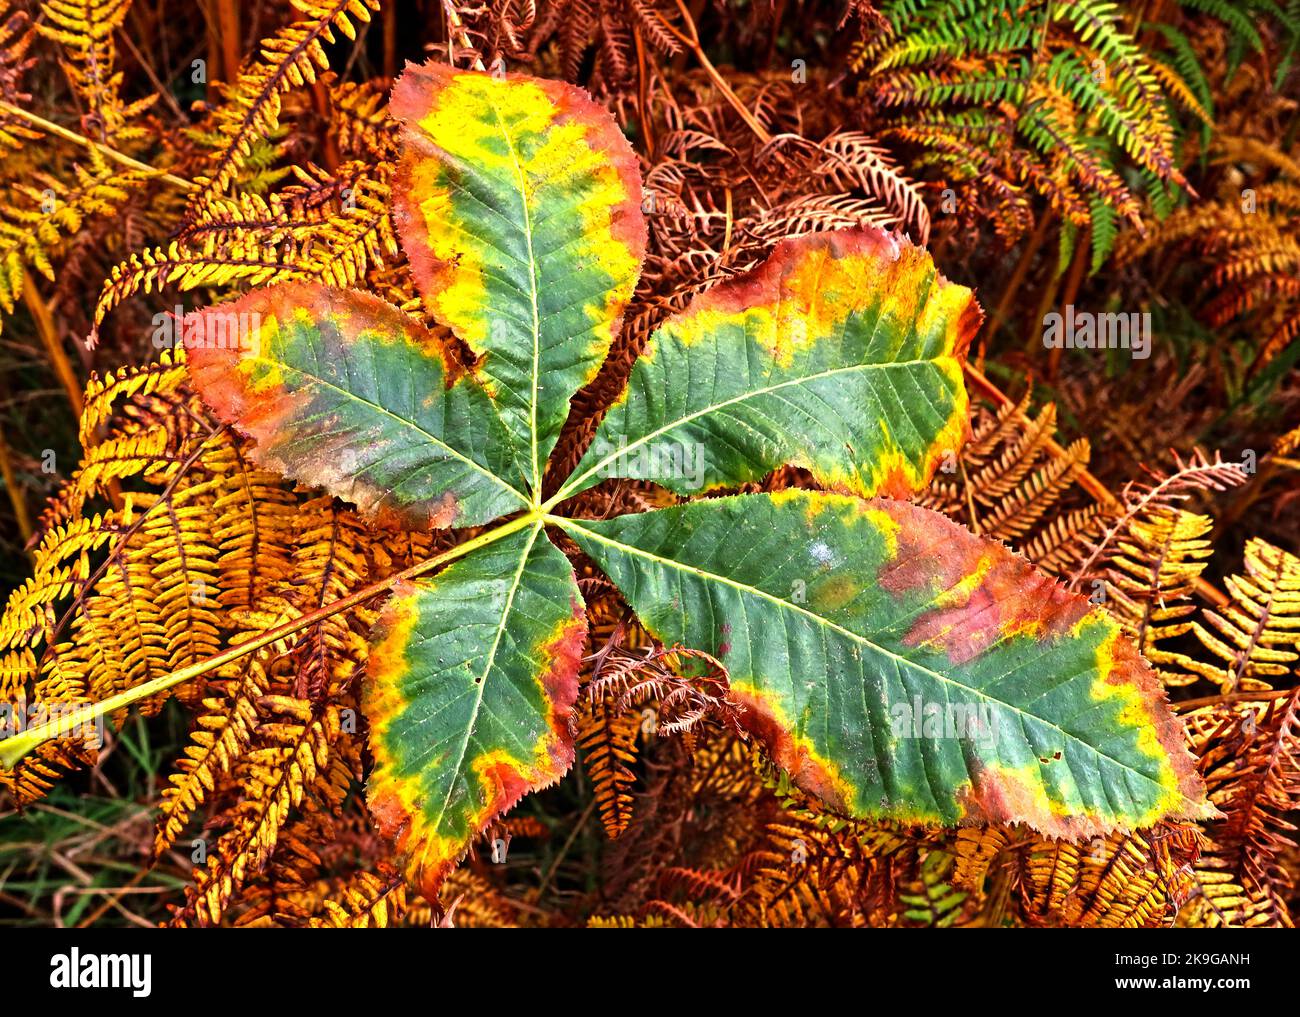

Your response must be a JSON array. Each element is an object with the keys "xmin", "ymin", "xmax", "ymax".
[
  {"xmin": 560, "ymin": 229, "xmax": 979, "ymax": 500},
  {"xmin": 391, "ymin": 61, "xmax": 647, "ymax": 496},
  {"xmin": 364, "ymin": 524, "xmax": 586, "ymax": 898},
  {"xmin": 563, "ymin": 490, "xmax": 1214, "ymax": 837},
  {"xmin": 187, "ymin": 283, "xmax": 530, "ymax": 528}
]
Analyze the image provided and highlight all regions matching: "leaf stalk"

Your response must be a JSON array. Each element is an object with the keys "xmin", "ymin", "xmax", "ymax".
[{"xmin": 0, "ymin": 510, "xmax": 541, "ymax": 769}]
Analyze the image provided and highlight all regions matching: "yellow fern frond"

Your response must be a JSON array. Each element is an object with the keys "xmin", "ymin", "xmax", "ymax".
[
  {"xmin": 155, "ymin": 649, "xmax": 272, "ymax": 855},
  {"xmin": 1192, "ymin": 539, "xmax": 1300, "ymax": 693},
  {"xmin": 1020, "ymin": 824, "xmax": 1200, "ymax": 927},
  {"xmin": 1105, "ymin": 508, "xmax": 1216, "ymax": 687},
  {"xmin": 308, "ymin": 869, "xmax": 407, "ymax": 928},
  {"xmin": 183, "ymin": 702, "xmax": 340, "ymax": 926},
  {"xmin": 184, "ymin": 0, "xmax": 379, "ymax": 217},
  {"xmin": 38, "ymin": 0, "xmax": 154, "ymax": 144}
]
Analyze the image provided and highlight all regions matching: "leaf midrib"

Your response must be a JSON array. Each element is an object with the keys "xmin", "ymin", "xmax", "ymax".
[
  {"xmin": 556, "ymin": 354, "xmax": 961, "ymax": 500},
  {"xmin": 427, "ymin": 521, "xmax": 544, "ymax": 835},
  {"xmin": 483, "ymin": 93, "xmax": 544, "ymax": 499},
  {"xmin": 256, "ymin": 354, "xmax": 530, "ymax": 507},
  {"xmin": 557, "ymin": 514, "xmax": 1185, "ymax": 799}
]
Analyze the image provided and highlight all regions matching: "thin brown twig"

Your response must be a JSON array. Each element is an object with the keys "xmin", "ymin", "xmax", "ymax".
[
  {"xmin": 440, "ymin": 0, "xmax": 487, "ymax": 72},
  {"xmin": 653, "ymin": 0, "xmax": 772, "ymax": 145}
]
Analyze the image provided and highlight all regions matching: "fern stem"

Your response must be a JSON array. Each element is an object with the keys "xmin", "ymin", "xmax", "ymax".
[
  {"xmin": 207, "ymin": 0, "xmax": 242, "ymax": 85},
  {"xmin": 383, "ymin": 0, "xmax": 397, "ymax": 79},
  {"xmin": 0, "ymin": 102, "xmax": 195, "ymax": 191},
  {"xmin": 440, "ymin": 0, "xmax": 486, "ymax": 71},
  {"xmin": 656, "ymin": 0, "xmax": 772, "ymax": 145},
  {"xmin": 632, "ymin": 25, "xmax": 656, "ymax": 161},
  {"xmin": 987, "ymin": 210, "xmax": 1054, "ymax": 337},
  {"xmin": 1066, "ymin": 455, "xmax": 1244, "ymax": 592},
  {"xmin": 22, "ymin": 271, "xmax": 83, "ymax": 416},
  {"xmin": 0, "ymin": 510, "xmax": 542, "ymax": 770},
  {"xmin": 534, "ymin": 795, "xmax": 598, "ymax": 896},
  {"xmin": 0, "ymin": 419, "xmax": 33, "ymax": 554}
]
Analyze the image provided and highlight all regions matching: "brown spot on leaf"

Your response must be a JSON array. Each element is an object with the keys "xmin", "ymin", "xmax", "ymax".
[
  {"xmin": 367, "ymin": 784, "xmax": 414, "ymax": 851},
  {"xmin": 536, "ymin": 595, "xmax": 587, "ymax": 762}
]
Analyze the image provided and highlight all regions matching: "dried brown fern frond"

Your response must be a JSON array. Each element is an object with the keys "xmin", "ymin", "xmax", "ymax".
[
  {"xmin": 325, "ymin": 74, "xmax": 395, "ymax": 158},
  {"xmin": 0, "ymin": 348, "xmax": 373, "ymax": 926},
  {"xmin": 0, "ymin": 3, "xmax": 36, "ymax": 151},
  {"xmin": 222, "ymin": 810, "xmax": 338, "ymax": 926},
  {"xmin": 920, "ymin": 391, "xmax": 1107, "ymax": 574},
  {"xmin": 426, "ymin": 868, "xmax": 522, "ymax": 928},
  {"xmin": 952, "ymin": 825, "xmax": 1014, "ymax": 890},
  {"xmin": 0, "ymin": 354, "xmax": 231, "ymax": 803},
  {"xmin": 950, "ymin": 821, "xmax": 1202, "ymax": 929},
  {"xmin": 575, "ymin": 592, "xmax": 740, "ymax": 838},
  {"xmin": 573, "ymin": 591, "xmax": 645, "ymax": 838},
  {"xmin": 586, "ymin": 643, "xmax": 739, "ymax": 740},
  {"xmin": 576, "ymin": 685, "xmax": 642, "ymax": 839},
  {"xmin": 1017, "ymin": 823, "xmax": 1202, "ymax": 928},
  {"xmin": 594, "ymin": 726, "xmax": 977, "ymax": 928},
  {"xmin": 0, "ymin": 162, "xmax": 148, "ymax": 332},
  {"xmin": 760, "ymin": 130, "xmax": 930, "ymax": 242},
  {"xmin": 59, "ymin": 491, "xmax": 221, "ymax": 714},
  {"xmin": 1067, "ymin": 449, "xmax": 1250, "ymax": 592},
  {"xmin": 155, "ymin": 648, "xmax": 273, "ymax": 855},
  {"xmin": 1181, "ymin": 691, "xmax": 1300, "ymax": 928},
  {"xmin": 736, "ymin": 763, "xmax": 965, "ymax": 928},
  {"xmin": 595, "ymin": 731, "xmax": 769, "ymax": 912},
  {"xmin": 307, "ymin": 866, "xmax": 407, "ymax": 927},
  {"xmin": 1116, "ymin": 138, "xmax": 1300, "ymax": 376},
  {"xmin": 178, "ymin": 700, "xmax": 345, "ymax": 926}
]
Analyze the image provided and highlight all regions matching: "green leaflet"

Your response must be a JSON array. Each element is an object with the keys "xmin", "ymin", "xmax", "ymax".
[
  {"xmin": 560, "ymin": 490, "xmax": 1214, "ymax": 838},
  {"xmin": 391, "ymin": 63, "xmax": 647, "ymax": 494},
  {"xmin": 560, "ymin": 229, "xmax": 980, "ymax": 502},
  {"xmin": 185, "ymin": 283, "xmax": 530, "ymax": 528},
  {"xmin": 365, "ymin": 523, "xmax": 586, "ymax": 899}
]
